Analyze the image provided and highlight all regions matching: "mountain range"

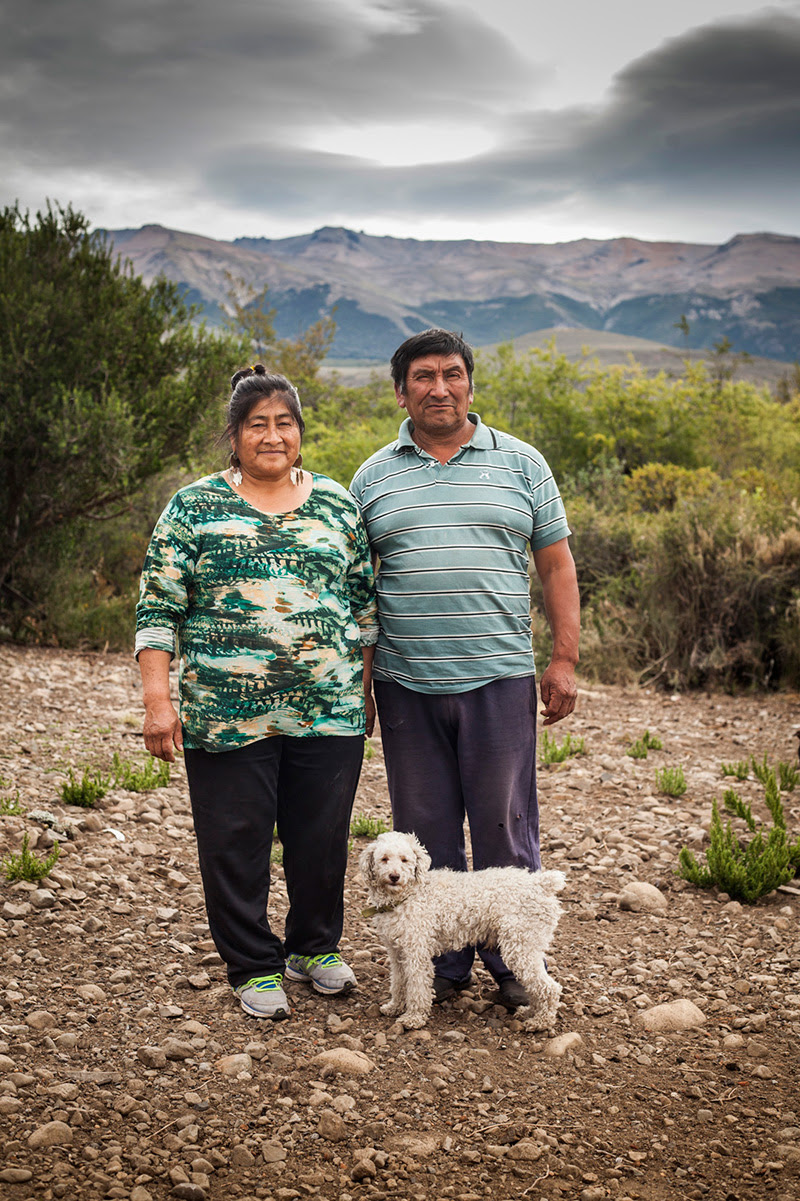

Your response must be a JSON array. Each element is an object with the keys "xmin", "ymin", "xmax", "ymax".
[{"xmin": 107, "ymin": 224, "xmax": 800, "ymax": 362}]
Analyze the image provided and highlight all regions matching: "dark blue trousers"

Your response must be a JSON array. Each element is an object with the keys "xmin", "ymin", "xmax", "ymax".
[
  {"xmin": 185, "ymin": 734, "xmax": 363, "ymax": 989},
  {"xmin": 374, "ymin": 675, "xmax": 540, "ymax": 984}
]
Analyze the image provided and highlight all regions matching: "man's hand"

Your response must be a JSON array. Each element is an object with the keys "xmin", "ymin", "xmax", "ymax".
[
  {"xmin": 539, "ymin": 659, "xmax": 577, "ymax": 726},
  {"xmin": 365, "ymin": 691, "xmax": 376, "ymax": 739},
  {"xmin": 143, "ymin": 699, "xmax": 183, "ymax": 762}
]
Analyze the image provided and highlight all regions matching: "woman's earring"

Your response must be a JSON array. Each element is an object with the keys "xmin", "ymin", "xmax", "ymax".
[
  {"xmin": 293, "ymin": 453, "xmax": 304, "ymax": 484},
  {"xmin": 230, "ymin": 453, "xmax": 242, "ymax": 486}
]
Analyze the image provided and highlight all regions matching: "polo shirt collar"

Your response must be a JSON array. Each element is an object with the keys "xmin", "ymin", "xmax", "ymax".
[{"xmin": 396, "ymin": 412, "xmax": 493, "ymax": 452}]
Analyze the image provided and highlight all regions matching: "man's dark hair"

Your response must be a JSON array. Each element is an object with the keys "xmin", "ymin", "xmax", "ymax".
[{"xmin": 390, "ymin": 328, "xmax": 474, "ymax": 392}]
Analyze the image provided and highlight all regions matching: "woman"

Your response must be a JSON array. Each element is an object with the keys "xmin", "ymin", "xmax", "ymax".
[{"xmin": 136, "ymin": 365, "xmax": 378, "ymax": 1020}]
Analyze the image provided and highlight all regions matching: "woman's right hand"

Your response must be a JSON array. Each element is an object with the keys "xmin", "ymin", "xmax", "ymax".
[{"xmin": 143, "ymin": 700, "xmax": 184, "ymax": 763}]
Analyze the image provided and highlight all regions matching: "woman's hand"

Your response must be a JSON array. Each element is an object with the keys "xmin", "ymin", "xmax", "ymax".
[
  {"xmin": 364, "ymin": 691, "xmax": 376, "ymax": 738},
  {"xmin": 143, "ymin": 699, "xmax": 183, "ymax": 763}
]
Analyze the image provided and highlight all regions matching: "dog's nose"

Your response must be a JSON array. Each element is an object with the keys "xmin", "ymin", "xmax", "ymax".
[{"xmin": 389, "ymin": 872, "xmax": 400, "ymax": 884}]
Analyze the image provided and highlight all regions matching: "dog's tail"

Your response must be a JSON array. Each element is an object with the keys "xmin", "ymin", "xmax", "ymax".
[{"xmin": 537, "ymin": 869, "xmax": 567, "ymax": 894}]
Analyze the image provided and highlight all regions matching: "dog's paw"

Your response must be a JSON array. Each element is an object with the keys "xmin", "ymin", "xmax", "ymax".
[
  {"xmin": 523, "ymin": 1009, "xmax": 558, "ymax": 1034},
  {"xmin": 380, "ymin": 1001, "xmax": 402, "ymax": 1017},
  {"xmin": 398, "ymin": 1010, "xmax": 429, "ymax": 1030}
]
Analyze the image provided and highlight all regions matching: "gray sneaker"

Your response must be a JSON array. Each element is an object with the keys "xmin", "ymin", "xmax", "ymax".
[
  {"xmin": 285, "ymin": 952, "xmax": 356, "ymax": 995},
  {"xmin": 234, "ymin": 974, "xmax": 290, "ymax": 1019}
]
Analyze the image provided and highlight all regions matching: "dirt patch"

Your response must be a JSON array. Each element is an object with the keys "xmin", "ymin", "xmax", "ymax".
[{"xmin": 1, "ymin": 646, "xmax": 799, "ymax": 1201}]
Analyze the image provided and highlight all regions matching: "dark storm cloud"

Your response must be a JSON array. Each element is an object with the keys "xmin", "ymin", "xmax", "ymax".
[
  {"xmin": 205, "ymin": 9, "xmax": 800, "ymax": 225},
  {"xmin": 0, "ymin": 0, "xmax": 535, "ymax": 173}
]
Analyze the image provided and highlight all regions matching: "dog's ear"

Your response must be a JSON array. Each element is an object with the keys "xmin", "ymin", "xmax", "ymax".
[
  {"xmin": 358, "ymin": 841, "xmax": 377, "ymax": 885},
  {"xmin": 410, "ymin": 833, "xmax": 431, "ymax": 880}
]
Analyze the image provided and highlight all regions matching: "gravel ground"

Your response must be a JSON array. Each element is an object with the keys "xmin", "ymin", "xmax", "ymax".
[{"xmin": 1, "ymin": 645, "xmax": 799, "ymax": 1201}]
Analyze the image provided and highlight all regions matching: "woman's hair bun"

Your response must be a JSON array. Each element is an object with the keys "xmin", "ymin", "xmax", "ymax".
[{"xmin": 230, "ymin": 363, "xmax": 268, "ymax": 389}]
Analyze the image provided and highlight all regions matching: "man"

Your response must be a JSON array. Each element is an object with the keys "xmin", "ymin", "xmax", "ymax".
[{"xmin": 350, "ymin": 328, "xmax": 579, "ymax": 1009}]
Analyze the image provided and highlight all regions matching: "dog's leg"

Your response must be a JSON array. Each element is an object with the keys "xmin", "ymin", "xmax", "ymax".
[
  {"xmin": 396, "ymin": 943, "xmax": 436, "ymax": 1030},
  {"xmin": 513, "ymin": 954, "xmax": 562, "ymax": 1032},
  {"xmin": 380, "ymin": 943, "xmax": 406, "ymax": 1018}
]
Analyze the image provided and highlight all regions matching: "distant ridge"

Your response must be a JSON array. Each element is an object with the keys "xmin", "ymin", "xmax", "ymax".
[{"xmin": 106, "ymin": 224, "xmax": 800, "ymax": 362}]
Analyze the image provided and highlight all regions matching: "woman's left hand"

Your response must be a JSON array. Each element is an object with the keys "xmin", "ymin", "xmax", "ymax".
[{"xmin": 365, "ymin": 692, "xmax": 376, "ymax": 738}]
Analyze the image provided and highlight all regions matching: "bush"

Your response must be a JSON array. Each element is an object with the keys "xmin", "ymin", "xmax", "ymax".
[
  {"xmin": 60, "ymin": 768, "xmax": 109, "ymax": 808},
  {"xmin": 350, "ymin": 814, "xmax": 390, "ymax": 839},
  {"xmin": 678, "ymin": 778, "xmax": 800, "ymax": 902},
  {"xmin": 626, "ymin": 730, "xmax": 663, "ymax": 759},
  {"xmin": 655, "ymin": 765, "xmax": 687, "ymax": 797},
  {"xmin": 111, "ymin": 753, "xmax": 170, "ymax": 792},
  {"xmin": 2, "ymin": 833, "xmax": 60, "ymax": 882},
  {"xmin": 539, "ymin": 730, "xmax": 586, "ymax": 764}
]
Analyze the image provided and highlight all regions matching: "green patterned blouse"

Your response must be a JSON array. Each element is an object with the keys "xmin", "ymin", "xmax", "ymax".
[{"xmin": 135, "ymin": 473, "xmax": 378, "ymax": 751}]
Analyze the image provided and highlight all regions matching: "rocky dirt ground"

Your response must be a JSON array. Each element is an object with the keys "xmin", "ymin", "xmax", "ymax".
[{"xmin": 1, "ymin": 645, "xmax": 799, "ymax": 1201}]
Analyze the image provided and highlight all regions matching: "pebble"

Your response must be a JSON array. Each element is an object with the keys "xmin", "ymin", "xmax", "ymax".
[
  {"xmin": 638, "ymin": 999, "xmax": 706, "ymax": 1032},
  {"xmin": 544, "ymin": 1032, "xmax": 584, "ymax": 1057},
  {"xmin": 318, "ymin": 1109, "xmax": 348, "ymax": 1140},
  {"xmin": 0, "ymin": 1169, "xmax": 34, "ymax": 1183},
  {"xmin": 28, "ymin": 1119, "xmax": 73, "ymax": 1148},
  {"xmin": 25, "ymin": 1010, "xmax": 56, "ymax": 1030},
  {"xmin": 216, "ymin": 1053, "xmax": 252, "ymax": 1075},
  {"xmin": 309, "ymin": 1048, "xmax": 375, "ymax": 1075},
  {"xmin": 618, "ymin": 881, "xmax": 668, "ymax": 913}
]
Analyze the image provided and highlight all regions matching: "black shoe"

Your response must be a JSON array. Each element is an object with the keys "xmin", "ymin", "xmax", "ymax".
[
  {"xmin": 495, "ymin": 978, "xmax": 529, "ymax": 1010},
  {"xmin": 433, "ymin": 974, "xmax": 473, "ymax": 1003}
]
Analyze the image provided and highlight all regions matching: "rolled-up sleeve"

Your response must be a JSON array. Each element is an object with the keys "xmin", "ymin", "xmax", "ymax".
[{"xmin": 135, "ymin": 495, "xmax": 197, "ymax": 659}]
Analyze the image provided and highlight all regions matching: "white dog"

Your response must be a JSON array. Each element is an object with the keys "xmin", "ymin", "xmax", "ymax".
[{"xmin": 359, "ymin": 830, "xmax": 565, "ymax": 1031}]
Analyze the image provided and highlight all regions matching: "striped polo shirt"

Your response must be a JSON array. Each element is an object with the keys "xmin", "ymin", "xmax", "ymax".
[{"xmin": 350, "ymin": 413, "xmax": 571, "ymax": 693}]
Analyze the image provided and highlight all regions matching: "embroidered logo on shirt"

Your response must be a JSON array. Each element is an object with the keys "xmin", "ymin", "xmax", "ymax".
[{"xmin": 480, "ymin": 472, "xmax": 491, "ymax": 479}]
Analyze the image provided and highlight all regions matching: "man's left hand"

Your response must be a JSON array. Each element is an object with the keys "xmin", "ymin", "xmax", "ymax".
[{"xmin": 539, "ymin": 659, "xmax": 577, "ymax": 726}]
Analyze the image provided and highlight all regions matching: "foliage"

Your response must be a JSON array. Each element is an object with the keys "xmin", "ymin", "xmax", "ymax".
[
  {"xmin": 60, "ymin": 767, "xmax": 109, "ymax": 808},
  {"xmin": 0, "ymin": 202, "xmax": 242, "ymax": 597},
  {"xmin": 350, "ymin": 813, "xmax": 390, "ymax": 840},
  {"xmin": 539, "ymin": 729, "xmax": 586, "ymax": 764},
  {"xmin": 778, "ymin": 761, "xmax": 799, "ymax": 792},
  {"xmin": 655, "ymin": 765, "xmax": 687, "ymax": 797},
  {"xmin": 2, "ymin": 832, "xmax": 60, "ymax": 882},
  {"xmin": 111, "ymin": 752, "xmax": 170, "ymax": 792},
  {"xmin": 626, "ymin": 730, "xmax": 663, "ymax": 759},
  {"xmin": 363, "ymin": 737, "xmax": 375, "ymax": 761},
  {"xmin": 721, "ymin": 760, "xmax": 749, "ymax": 781},
  {"xmin": 750, "ymin": 753, "xmax": 773, "ymax": 787},
  {"xmin": 678, "ymin": 781, "xmax": 800, "ymax": 903},
  {"xmin": 0, "ymin": 790, "xmax": 23, "ymax": 816}
]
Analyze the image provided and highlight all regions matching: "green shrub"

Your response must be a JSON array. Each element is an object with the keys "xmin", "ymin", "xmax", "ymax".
[
  {"xmin": 111, "ymin": 752, "xmax": 170, "ymax": 791},
  {"xmin": 363, "ymin": 737, "xmax": 375, "ymax": 761},
  {"xmin": 540, "ymin": 729, "xmax": 586, "ymax": 764},
  {"xmin": 655, "ymin": 765, "xmax": 687, "ymax": 797},
  {"xmin": 0, "ymin": 791, "xmax": 23, "ymax": 816},
  {"xmin": 721, "ymin": 760, "xmax": 749, "ymax": 780},
  {"xmin": 626, "ymin": 730, "xmax": 663, "ymax": 759},
  {"xmin": 350, "ymin": 814, "xmax": 389, "ymax": 840},
  {"xmin": 778, "ymin": 760, "xmax": 799, "ymax": 792},
  {"xmin": 2, "ymin": 833, "xmax": 60, "ymax": 882},
  {"xmin": 60, "ymin": 767, "xmax": 109, "ymax": 807},
  {"xmin": 678, "ymin": 783, "xmax": 800, "ymax": 903}
]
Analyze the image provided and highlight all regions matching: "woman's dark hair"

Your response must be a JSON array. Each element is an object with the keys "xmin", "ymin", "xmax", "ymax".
[
  {"xmin": 224, "ymin": 364, "xmax": 305, "ymax": 446},
  {"xmin": 390, "ymin": 328, "xmax": 474, "ymax": 392}
]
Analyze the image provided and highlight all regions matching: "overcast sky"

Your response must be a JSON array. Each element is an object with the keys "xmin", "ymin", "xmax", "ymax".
[{"xmin": 2, "ymin": 0, "xmax": 799, "ymax": 245}]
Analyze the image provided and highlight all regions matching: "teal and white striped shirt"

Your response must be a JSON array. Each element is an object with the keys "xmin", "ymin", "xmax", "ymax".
[{"xmin": 350, "ymin": 414, "xmax": 571, "ymax": 693}]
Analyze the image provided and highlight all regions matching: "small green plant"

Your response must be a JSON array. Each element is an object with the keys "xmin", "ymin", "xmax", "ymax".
[
  {"xmin": 60, "ymin": 767, "xmax": 109, "ymax": 808},
  {"xmin": 778, "ymin": 760, "xmax": 799, "ymax": 792},
  {"xmin": 539, "ymin": 730, "xmax": 586, "ymax": 764},
  {"xmin": 626, "ymin": 730, "xmax": 663, "ymax": 759},
  {"xmin": 270, "ymin": 827, "xmax": 283, "ymax": 866},
  {"xmin": 350, "ymin": 813, "xmax": 390, "ymax": 840},
  {"xmin": 721, "ymin": 759, "xmax": 749, "ymax": 781},
  {"xmin": 0, "ymin": 791, "xmax": 23, "ymax": 816},
  {"xmin": 111, "ymin": 752, "xmax": 170, "ymax": 792},
  {"xmin": 655, "ymin": 764, "xmax": 687, "ymax": 797},
  {"xmin": 678, "ymin": 781, "xmax": 800, "ymax": 903},
  {"xmin": 363, "ymin": 737, "xmax": 375, "ymax": 761},
  {"xmin": 750, "ymin": 753, "xmax": 772, "ymax": 786},
  {"xmin": 2, "ymin": 833, "xmax": 60, "ymax": 882}
]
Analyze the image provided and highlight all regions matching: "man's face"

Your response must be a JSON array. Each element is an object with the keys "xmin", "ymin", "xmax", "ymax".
[{"xmin": 395, "ymin": 353, "xmax": 473, "ymax": 439}]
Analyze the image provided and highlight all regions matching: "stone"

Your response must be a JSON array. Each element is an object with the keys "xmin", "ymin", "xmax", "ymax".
[
  {"xmin": 638, "ymin": 999, "xmax": 706, "ymax": 1032},
  {"xmin": 25, "ymin": 1010, "xmax": 57, "ymax": 1030},
  {"xmin": 0, "ymin": 1169, "xmax": 34, "ymax": 1183},
  {"xmin": 309, "ymin": 1048, "xmax": 375, "ymax": 1076},
  {"xmin": 170, "ymin": 1186, "xmax": 206, "ymax": 1201},
  {"xmin": 28, "ymin": 1119, "xmax": 74, "ymax": 1148},
  {"xmin": 261, "ymin": 1142, "xmax": 287, "ymax": 1164},
  {"xmin": 216, "ymin": 1053, "xmax": 252, "ymax": 1076},
  {"xmin": 618, "ymin": 881, "xmax": 668, "ymax": 913},
  {"xmin": 544, "ymin": 1032, "xmax": 584, "ymax": 1057},
  {"xmin": 75, "ymin": 984, "xmax": 107, "ymax": 1003},
  {"xmin": 230, "ymin": 1145, "xmax": 256, "ymax": 1169},
  {"xmin": 138, "ymin": 1046, "xmax": 168, "ymax": 1069},
  {"xmin": 506, "ymin": 1139, "xmax": 545, "ymax": 1161},
  {"xmin": 318, "ymin": 1109, "xmax": 348, "ymax": 1141}
]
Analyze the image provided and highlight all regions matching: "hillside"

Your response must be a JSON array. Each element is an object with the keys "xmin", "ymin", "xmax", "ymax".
[
  {"xmin": 1, "ymin": 645, "xmax": 798, "ymax": 1200},
  {"xmin": 107, "ymin": 224, "xmax": 800, "ymax": 363}
]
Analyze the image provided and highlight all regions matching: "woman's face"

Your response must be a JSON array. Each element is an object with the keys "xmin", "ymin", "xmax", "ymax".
[{"xmin": 232, "ymin": 394, "xmax": 302, "ymax": 482}]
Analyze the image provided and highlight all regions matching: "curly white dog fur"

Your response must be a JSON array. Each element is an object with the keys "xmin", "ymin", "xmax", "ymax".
[{"xmin": 359, "ymin": 830, "xmax": 565, "ymax": 1031}]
